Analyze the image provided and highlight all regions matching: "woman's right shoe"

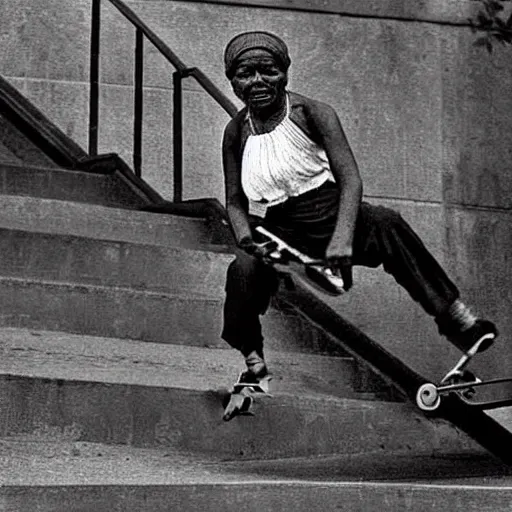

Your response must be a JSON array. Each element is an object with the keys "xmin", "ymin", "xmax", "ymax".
[{"xmin": 443, "ymin": 319, "xmax": 498, "ymax": 355}]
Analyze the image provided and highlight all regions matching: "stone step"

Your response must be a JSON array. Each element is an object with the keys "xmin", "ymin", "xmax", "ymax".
[
  {"xmin": 0, "ymin": 227, "xmax": 231, "ymax": 296},
  {"xmin": 0, "ymin": 327, "xmax": 361, "ymax": 403},
  {"xmin": 0, "ymin": 328, "xmax": 477, "ymax": 461},
  {"xmin": 0, "ymin": 437, "xmax": 510, "ymax": 512},
  {"xmin": 0, "ymin": 227, "xmax": 352, "ymax": 358},
  {"xmin": 0, "ymin": 228, "xmax": 230, "ymax": 299},
  {"xmin": 0, "ymin": 272, "xmax": 353, "ymax": 357},
  {"xmin": 0, "ymin": 195, "xmax": 219, "ymax": 249},
  {"xmin": 0, "ymin": 276, "xmax": 222, "ymax": 346},
  {"xmin": 0, "ymin": 141, "xmax": 23, "ymax": 165},
  {"xmin": 0, "ymin": 163, "xmax": 148, "ymax": 208}
]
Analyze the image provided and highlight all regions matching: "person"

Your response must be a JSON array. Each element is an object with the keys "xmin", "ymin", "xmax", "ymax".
[{"xmin": 220, "ymin": 30, "xmax": 498, "ymax": 380}]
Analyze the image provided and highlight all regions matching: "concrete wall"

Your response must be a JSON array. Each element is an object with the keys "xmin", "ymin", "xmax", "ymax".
[{"xmin": 0, "ymin": 0, "xmax": 510, "ymax": 378}]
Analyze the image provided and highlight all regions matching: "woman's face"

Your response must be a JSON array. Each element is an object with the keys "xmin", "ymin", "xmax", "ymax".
[{"xmin": 230, "ymin": 49, "xmax": 287, "ymax": 112}]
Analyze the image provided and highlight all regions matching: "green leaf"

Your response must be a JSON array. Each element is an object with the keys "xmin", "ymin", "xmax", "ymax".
[
  {"xmin": 493, "ymin": 32, "xmax": 508, "ymax": 43},
  {"xmin": 495, "ymin": 17, "xmax": 507, "ymax": 28},
  {"xmin": 474, "ymin": 37, "xmax": 489, "ymax": 46},
  {"xmin": 494, "ymin": 30, "xmax": 512, "ymax": 43},
  {"xmin": 489, "ymin": 0, "xmax": 505, "ymax": 12},
  {"xmin": 477, "ymin": 12, "xmax": 494, "ymax": 27}
]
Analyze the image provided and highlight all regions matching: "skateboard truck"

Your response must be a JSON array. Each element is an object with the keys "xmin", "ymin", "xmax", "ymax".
[
  {"xmin": 222, "ymin": 372, "xmax": 272, "ymax": 421},
  {"xmin": 415, "ymin": 332, "xmax": 512, "ymax": 411}
]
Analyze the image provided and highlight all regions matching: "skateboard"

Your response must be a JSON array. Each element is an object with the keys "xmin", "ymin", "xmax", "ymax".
[
  {"xmin": 255, "ymin": 226, "xmax": 345, "ymax": 296},
  {"xmin": 416, "ymin": 332, "xmax": 512, "ymax": 411},
  {"xmin": 255, "ymin": 262, "xmax": 512, "ymax": 466},
  {"xmin": 222, "ymin": 372, "xmax": 272, "ymax": 421}
]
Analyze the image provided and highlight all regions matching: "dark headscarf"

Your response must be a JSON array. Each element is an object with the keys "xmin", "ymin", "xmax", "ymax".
[{"xmin": 224, "ymin": 31, "xmax": 291, "ymax": 79}]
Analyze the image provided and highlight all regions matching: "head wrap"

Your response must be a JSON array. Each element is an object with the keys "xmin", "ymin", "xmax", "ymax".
[{"xmin": 224, "ymin": 31, "xmax": 291, "ymax": 78}]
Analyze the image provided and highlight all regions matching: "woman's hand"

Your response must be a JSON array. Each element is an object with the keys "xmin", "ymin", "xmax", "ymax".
[
  {"xmin": 239, "ymin": 237, "xmax": 279, "ymax": 263},
  {"xmin": 325, "ymin": 241, "xmax": 353, "ymax": 291}
]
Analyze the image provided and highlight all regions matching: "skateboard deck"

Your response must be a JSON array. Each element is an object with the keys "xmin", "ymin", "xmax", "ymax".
[
  {"xmin": 222, "ymin": 373, "xmax": 272, "ymax": 421},
  {"xmin": 255, "ymin": 226, "xmax": 346, "ymax": 296}
]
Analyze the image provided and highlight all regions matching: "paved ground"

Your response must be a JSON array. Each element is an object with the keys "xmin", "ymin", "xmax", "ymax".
[{"xmin": 1, "ymin": 437, "xmax": 511, "ymax": 487}]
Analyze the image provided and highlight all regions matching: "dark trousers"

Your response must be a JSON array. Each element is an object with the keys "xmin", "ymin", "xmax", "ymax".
[{"xmin": 222, "ymin": 182, "xmax": 459, "ymax": 357}]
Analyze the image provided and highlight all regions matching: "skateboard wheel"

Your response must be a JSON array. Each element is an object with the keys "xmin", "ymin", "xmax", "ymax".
[{"xmin": 416, "ymin": 383, "xmax": 441, "ymax": 411}]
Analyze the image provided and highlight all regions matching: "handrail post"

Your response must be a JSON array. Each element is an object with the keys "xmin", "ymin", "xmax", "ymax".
[
  {"xmin": 133, "ymin": 28, "xmax": 144, "ymax": 177},
  {"xmin": 90, "ymin": 0, "xmax": 238, "ymax": 198},
  {"xmin": 89, "ymin": 0, "xmax": 101, "ymax": 156},
  {"xmin": 173, "ymin": 70, "xmax": 183, "ymax": 202}
]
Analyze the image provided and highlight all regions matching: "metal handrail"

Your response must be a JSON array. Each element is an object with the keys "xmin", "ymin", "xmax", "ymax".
[
  {"xmin": 186, "ymin": 67, "xmax": 238, "ymax": 118},
  {"xmin": 97, "ymin": 0, "xmax": 238, "ymax": 116},
  {"xmin": 89, "ymin": 0, "xmax": 237, "ymax": 199},
  {"xmin": 105, "ymin": 0, "xmax": 188, "ymax": 72}
]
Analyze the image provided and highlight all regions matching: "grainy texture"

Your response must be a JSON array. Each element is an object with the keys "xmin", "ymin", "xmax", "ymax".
[
  {"xmin": 1, "ymin": 440, "xmax": 512, "ymax": 511},
  {"xmin": 0, "ymin": 328, "xmax": 478, "ymax": 458},
  {"xmin": 1, "ymin": 1, "xmax": 509, "ymax": 378}
]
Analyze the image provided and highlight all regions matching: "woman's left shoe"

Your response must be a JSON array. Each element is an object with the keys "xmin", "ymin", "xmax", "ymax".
[{"xmin": 244, "ymin": 350, "xmax": 268, "ymax": 380}]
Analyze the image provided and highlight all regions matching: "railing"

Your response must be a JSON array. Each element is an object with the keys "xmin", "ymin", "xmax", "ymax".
[{"xmin": 89, "ymin": 0, "xmax": 238, "ymax": 201}]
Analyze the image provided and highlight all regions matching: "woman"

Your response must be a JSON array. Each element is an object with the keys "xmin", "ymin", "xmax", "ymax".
[{"xmin": 220, "ymin": 31, "xmax": 498, "ymax": 379}]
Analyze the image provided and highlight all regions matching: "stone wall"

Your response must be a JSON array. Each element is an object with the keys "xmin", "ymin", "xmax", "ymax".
[{"xmin": 0, "ymin": 0, "xmax": 510, "ymax": 378}]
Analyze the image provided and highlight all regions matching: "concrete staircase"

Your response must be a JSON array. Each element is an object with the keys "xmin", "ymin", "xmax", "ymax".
[{"xmin": 1, "ymin": 158, "xmax": 512, "ymax": 510}]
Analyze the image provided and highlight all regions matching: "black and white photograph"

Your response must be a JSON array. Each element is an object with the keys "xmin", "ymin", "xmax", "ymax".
[{"xmin": 0, "ymin": 0, "xmax": 511, "ymax": 510}]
